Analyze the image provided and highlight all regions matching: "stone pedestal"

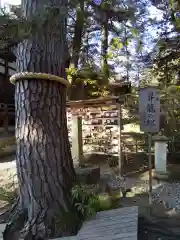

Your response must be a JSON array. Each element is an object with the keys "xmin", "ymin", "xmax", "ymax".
[
  {"xmin": 153, "ymin": 134, "xmax": 169, "ymax": 180},
  {"xmin": 71, "ymin": 115, "xmax": 83, "ymax": 166}
]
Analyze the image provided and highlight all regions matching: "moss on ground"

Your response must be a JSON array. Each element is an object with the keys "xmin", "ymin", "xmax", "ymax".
[
  {"xmin": 0, "ymin": 137, "xmax": 15, "ymax": 162},
  {"xmin": 0, "ymin": 137, "xmax": 15, "ymax": 148},
  {"xmin": 98, "ymin": 193, "xmax": 121, "ymax": 211}
]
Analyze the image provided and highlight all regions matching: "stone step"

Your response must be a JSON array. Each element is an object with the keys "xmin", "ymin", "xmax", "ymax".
[
  {"xmin": 0, "ymin": 206, "xmax": 138, "ymax": 240},
  {"xmin": 78, "ymin": 206, "xmax": 138, "ymax": 240}
]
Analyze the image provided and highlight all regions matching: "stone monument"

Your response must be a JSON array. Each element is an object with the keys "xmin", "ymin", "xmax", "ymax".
[{"xmin": 153, "ymin": 134, "xmax": 168, "ymax": 180}]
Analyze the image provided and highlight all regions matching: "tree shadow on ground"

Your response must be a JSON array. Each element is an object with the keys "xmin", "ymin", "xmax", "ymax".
[
  {"xmin": 110, "ymin": 190, "xmax": 180, "ymax": 240},
  {"xmin": 125, "ymin": 164, "xmax": 180, "ymax": 182},
  {"xmin": 116, "ymin": 189, "xmax": 180, "ymax": 240}
]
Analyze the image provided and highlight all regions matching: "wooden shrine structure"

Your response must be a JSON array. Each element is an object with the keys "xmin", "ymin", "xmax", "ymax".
[{"xmin": 0, "ymin": 48, "xmax": 16, "ymax": 131}]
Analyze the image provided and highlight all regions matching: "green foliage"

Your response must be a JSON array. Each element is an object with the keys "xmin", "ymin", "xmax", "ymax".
[
  {"xmin": 98, "ymin": 196, "xmax": 113, "ymax": 210},
  {"xmin": 0, "ymin": 4, "xmax": 68, "ymax": 49},
  {"xmin": 67, "ymin": 63, "xmax": 110, "ymax": 99},
  {"xmin": 130, "ymin": 27, "xmax": 138, "ymax": 38},
  {"xmin": 140, "ymin": 54, "xmax": 180, "ymax": 136},
  {"xmin": 66, "ymin": 64, "xmax": 78, "ymax": 84},
  {"xmin": 54, "ymin": 184, "xmax": 120, "ymax": 234},
  {"xmin": 140, "ymin": 14, "xmax": 180, "ymax": 135},
  {"xmin": 0, "ymin": 1, "xmax": 158, "ymax": 99},
  {"xmin": 0, "ymin": 170, "xmax": 17, "ymax": 205},
  {"xmin": 0, "ymin": 185, "xmax": 17, "ymax": 204},
  {"xmin": 169, "ymin": 0, "xmax": 180, "ymax": 30},
  {"xmin": 71, "ymin": 184, "xmax": 100, "ymax": 220},
  {"xmin": 109, "ymin": 37, "xmax": 124, "ymax": 51}
]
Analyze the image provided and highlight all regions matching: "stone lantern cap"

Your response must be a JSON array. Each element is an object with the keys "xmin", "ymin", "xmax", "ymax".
[{"xmin": 152, "ymin": 134, "xmax": 168, "ymax": 142}]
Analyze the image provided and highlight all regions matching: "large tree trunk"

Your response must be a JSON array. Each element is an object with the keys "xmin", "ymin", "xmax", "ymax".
[{"xmin": 3, "ymin": 1, "xmax": 80, "ymax": 239}]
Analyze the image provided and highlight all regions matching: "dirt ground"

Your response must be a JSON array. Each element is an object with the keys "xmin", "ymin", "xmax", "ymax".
[
  {"xmin": 1, "ymin": 160, "xmax": 180, "ymax": 239},
  {"xmin": 0, "ymin": 160, "xmax": 17, "ymax": 210},
  {"xmin": 100, "ymin": 162, "xmax": 180, "ymax": 239}
]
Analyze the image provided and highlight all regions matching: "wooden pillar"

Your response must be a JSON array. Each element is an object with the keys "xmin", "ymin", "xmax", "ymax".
[
  {"xmin": 4, "ymin": 55, "xmax": 9, "ymax": 133},
  {"xmin": 118, "ymin": 102, "xmax": 122, "ymax": 175},
  {"xmin": 135, "ymin": 139, "xmax": 138, "ymax": 153},
  {"xmin": 71, "ymin": 115, "xmax": 83, "ymax": 166}
]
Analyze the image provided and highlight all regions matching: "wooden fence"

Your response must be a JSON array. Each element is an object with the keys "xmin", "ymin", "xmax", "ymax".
[
  {"xmin": 1, "ymin": 101, "xmax": 180, "ymax": 155},
  {"xmin": 122, "ymin": 138, "xmax": 180, "ymax": 153},
  {"xmin": 0, "ymin": 103, "xmax": 15, "ymax": 131}
]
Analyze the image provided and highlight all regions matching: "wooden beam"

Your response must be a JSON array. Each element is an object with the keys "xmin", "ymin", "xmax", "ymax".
[{"xmin": 67, "ymin": 96, "xmax": 119, "ymax": 108}]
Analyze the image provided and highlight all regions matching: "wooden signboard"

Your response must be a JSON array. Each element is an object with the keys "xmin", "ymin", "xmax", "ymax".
[
  {"xmin": 139, "ymin": 87, "xmax": 160, "ymax": 133},
  {"xmin": 139, "ymin": 87, "xmax": 161, "ymax": 204}
]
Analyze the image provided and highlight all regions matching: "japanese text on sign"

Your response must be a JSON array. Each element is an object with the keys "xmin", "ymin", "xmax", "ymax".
[{"xmin": 139, "ymin": 87, "xmax": 160, "ymax": 133}]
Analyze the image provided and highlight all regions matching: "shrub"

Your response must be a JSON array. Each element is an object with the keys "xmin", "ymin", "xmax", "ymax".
[
  {"xmin": 0, "ymin": 186, "xmax": 17, "ymax": 204},
  {"xmin": 71, "ymin": 184, "xmax": 100, "ymax": 220}
]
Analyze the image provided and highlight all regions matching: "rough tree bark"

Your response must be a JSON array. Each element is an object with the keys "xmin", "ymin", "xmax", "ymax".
[{"xmin": 3, "ymin": 1, "xmax": 80, "ymax": 240}]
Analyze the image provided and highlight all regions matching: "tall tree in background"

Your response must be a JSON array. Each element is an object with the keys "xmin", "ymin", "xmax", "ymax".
[
  {"xmin": 137, "ymin": 0, "xmax": 180, "ymax": 136},
  {"xmin": 93, "ymin": 0, "xmax": 134, "ymax": 83},
  {"xmin": 68, "ymin": 0, "xmax": 86, "ymax": 100},
  {"xmin": 151, "ymin": 0, "xmax": 180, "ymax": 31},
  {"xmin": 2, "ymin": 1, "xmax": 79, "ymax": 239},
  {"xmin": 67, "ymin": 0, "xmax": 136, "ymax": 100}
]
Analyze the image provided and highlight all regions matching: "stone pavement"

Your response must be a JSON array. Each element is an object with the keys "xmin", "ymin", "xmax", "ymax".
[
  {"xmin": 77, "ymin": 206, "xmax": 138, "ymax": 240},
  {"xmin": 0, "ymin": 206, "xmax": 138, "ymax": 240}
]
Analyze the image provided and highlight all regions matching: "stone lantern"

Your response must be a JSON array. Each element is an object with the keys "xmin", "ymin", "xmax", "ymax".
[{"xmin": 152, "ymin": 134, "xmax": 169, "ymax": 180}]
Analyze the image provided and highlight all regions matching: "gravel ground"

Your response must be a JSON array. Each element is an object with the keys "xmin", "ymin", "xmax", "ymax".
[
  {"xmin": 0, "ymin": 160, "xmax": 17, "ymax": 208},
  {"xmin": 0, "ymin": 160, "xmax": 17, "ymax": 186},
  {"xmin": 138, "ymin": 216, "xmax": 180, "ymax": 240},
  {"xmin": 1, "ymin": 161, "xmax": 180, "ymax": 212},
  {"xmin": 1, "ymin": 161, "xmax": 180, "ymax": 239},
  {"xmin": 103, "ymin": 174, "xmax": 180, "ymax": 212},
  {"xmin": 151, "ymin": 182, "xmax": 180, "ymax": 211}
]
